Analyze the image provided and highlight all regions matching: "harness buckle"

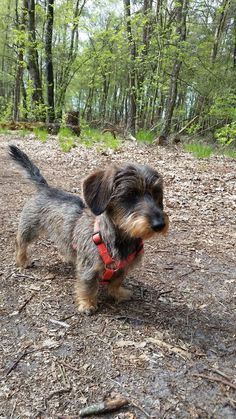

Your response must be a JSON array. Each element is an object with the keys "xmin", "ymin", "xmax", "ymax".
[{"xmin": 92, "ymin": 232, "xmax": 102, "ymax": 245}]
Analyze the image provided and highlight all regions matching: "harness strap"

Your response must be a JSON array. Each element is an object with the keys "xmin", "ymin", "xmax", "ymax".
[{"xmin": 93, "ymin": 221, "xmax": 144, "ymax": 284}]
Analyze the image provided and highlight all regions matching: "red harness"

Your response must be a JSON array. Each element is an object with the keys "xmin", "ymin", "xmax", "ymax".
[{"xmin": 93, "ymin": 224, "xmax": 144, "ymax": 285}]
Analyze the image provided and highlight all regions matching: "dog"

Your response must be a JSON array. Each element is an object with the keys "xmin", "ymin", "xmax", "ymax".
[{"xmin": 9, "ymin": 145, "xmax": 169, "ymax": 314}]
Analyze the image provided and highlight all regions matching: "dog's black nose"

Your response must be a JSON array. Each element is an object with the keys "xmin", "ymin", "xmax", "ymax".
[{"xmin": 151, "ymin": 217, "xmax": 165, "ymax": 232}]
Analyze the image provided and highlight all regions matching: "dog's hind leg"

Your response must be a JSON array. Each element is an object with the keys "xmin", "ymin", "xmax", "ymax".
[{"xmin": 16, "ymin": 211, "xmax": 41, "ymax": 269}]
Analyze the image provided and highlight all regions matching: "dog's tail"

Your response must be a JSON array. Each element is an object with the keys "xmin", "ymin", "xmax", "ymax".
[{"xmin": 9, "ymin": 145, "xmax": 48, "ymax": 189}]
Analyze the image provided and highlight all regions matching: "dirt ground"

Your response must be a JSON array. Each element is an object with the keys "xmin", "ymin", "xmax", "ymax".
[{"xmin": 0, "ymin": 134, "xmax": 235, "ymax": 419}]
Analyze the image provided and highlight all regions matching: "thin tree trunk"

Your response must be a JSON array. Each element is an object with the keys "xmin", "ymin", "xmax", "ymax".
[
  {"xmin": 13, "ymin": 1, "xmax": 27, "ymax": 121},
  {"xmin": 211, "ymin": 0, "xmax": 231, "ymax": 64},
  {"xmin": 45, "ymin": 0, "xmax": 55, "ymax": 123},
  {"xmin": 124, "ymin": 0, "xmax": 136, "ymax": 135},
  {"xmin": 24, "ymin": 0, "xmax": 44, "ymax": 109},
  {"xmin": 161, "ymin": 0, "xmax": 188, "ymax": 138}
]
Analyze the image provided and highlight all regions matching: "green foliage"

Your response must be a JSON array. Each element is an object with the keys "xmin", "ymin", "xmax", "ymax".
[
  {"xmin": 184, "ymin": 142, "xmax": 213, "ymax": 159},
  {"xmin": 0, "ymin": 127, "xmax": 13, "ymax": 135},
  {"xmin": 215, "ymin": 122, "xmax": 236, "ymax": 146},
  {"xmin": 221, "ymin": 148, "xmax": 236, "ymax": 159},
  {"xmin": 20, "ymin": 80, "xmax": 48, "ymax": 121},
  {"xmin": 58, "ymin": 127, "xmax": 77, "ymax": 152},
  {"xmin": 18, "ymin": 129, "xmax": 31, "ymax": 137},
  {"xmin": 33, "ymin": 127, "xmax": 48, "ymax": 142},
  {"xmin": 185, "ymin": 124, "xmax": 201, "ymax": 135},
  {"xmin": 210, "ymin": 94, "xmax": 236, "ymax": 121},
  {"xmin": 136, "ymin": 129, "xmax": 155, "ymax": 144},
  {"xmin": 81, "ymin": 127, "xmax": 121, "ymax": 150}
]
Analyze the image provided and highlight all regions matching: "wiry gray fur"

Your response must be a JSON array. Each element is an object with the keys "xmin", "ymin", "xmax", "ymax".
[{"xmin": 9, "ymin": 145, "xmax": 168, "ymax": 315}]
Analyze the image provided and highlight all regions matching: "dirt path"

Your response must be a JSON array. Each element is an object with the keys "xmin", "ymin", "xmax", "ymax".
[{"xmin": 0, "ymin": 134, "xmax": 235, "ymax": 418}]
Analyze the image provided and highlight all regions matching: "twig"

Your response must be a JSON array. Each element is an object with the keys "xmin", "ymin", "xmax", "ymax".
[
  {"xmin": 49, "ymin": 318, "xmax": 70, "ymax": 328},
  {"xmin": 6, "ymin": 344, "xmax": 32, "ymax": 376},
  {"xmin": 193, "ymin": 373, "xmax": 236, "ymax": 391},
  {"xmin": 210, "ymin": 368, "xmax": 233, "ymax": 382},
  {"xmin": 18, "ymin": 292, "xmax": 36, "ymax": 314},
  {"xmin": 79, "ymin": 397, "xmax": 129, "ymax": 417},
  {"xmin": 179, "ymin": 268, "xmax": 200, "ymax": 279},
  {"xmin": 46, "ymin": 386, "xmax": 72, "ymax": 403},
  {"xmin": 3, "ymin": 272, "xmax": 14, "ymax": 281},
  {"xmin": 227, "ymin": 397, "xmax": 236, "ymax": 409},
  {"xmin": 156, "ymin": 289, "xmax": 174, "ymax": 298},
  {"xmin": 131, "ymin": 400, "xmax": 151, "ymax": 418},
  {"xmin": 177, "ymin": 115, "xmax": 199, "ymax": 135},
  {"xmin": 59, "ymin": 313, "xmax": 77, "ymax": 322},
  {"xmin": 58, "ymin": 360, "xmax": 82, "ymax": 373}
]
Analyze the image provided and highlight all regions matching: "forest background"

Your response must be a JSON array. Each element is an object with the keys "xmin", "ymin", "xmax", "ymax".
[{"xmin": 0, "ymin": 0, "xmax": 236, "ymax": 149}]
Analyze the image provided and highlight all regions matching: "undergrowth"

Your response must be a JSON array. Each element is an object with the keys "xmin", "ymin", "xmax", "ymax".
[
  {"xmin": 58, "ymin": 127, "xmax": 77, "ymax": 152},
  {"xmin": 184, "ymin": 141, "xmax": 236, "ymax": 159},
  {"xmin": 33, "ymin": 127, "xmax": 48, "ymax": 142},
  {"xmin": 136, "ymin": 129, "xmax": 155, "ymax": 144},
  {"xmin": 0, "ymin": 127, "xmax": 13, "ymax": 135},
  {"xmin": 184, "ymin": 142, "xmax": 213, "ymax": 158},
  {"xmin": 81, "ymin": 127, "xmax": 121, "ymax": 150}
]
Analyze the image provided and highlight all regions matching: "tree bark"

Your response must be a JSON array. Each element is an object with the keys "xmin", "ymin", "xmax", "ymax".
[
  {"xmin": 24, "ymin": 0, "xmax": 44, "ymax": 108},
  {"xmin": 45, "ymin": 0, "xmax": 55, "ymax": 123},
  {"xmin": 211, "ymin": 0, "xmax": 231, "ymax": 64},
  {"xmin": 13, "ymin": 1, "xmax": 27, "ymax": 121},
  {"xmin": 161, "ymin": 0, "xmax": 188, "ymax": 138},
  {"xmin": 124, "ymin": 0, "xmax": 136, "ymax": 135}
]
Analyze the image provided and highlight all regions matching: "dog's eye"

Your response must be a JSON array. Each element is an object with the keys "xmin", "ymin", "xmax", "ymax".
[
  {"xmin": 152, "ymin": 188, "xmax": 163, "ymax": 207},
  {"xmin": 125, "ymin": 190, "xmax": 140, "ymax": 205}
]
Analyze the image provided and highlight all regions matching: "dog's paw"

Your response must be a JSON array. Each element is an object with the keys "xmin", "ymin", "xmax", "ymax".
[
  {"xmin": 109, "ymin": 286, "xmax": 133, "ymax": 303},
  {"xmin": 77, "ymin": 302, "xmax": 98, "ymax": 316}
]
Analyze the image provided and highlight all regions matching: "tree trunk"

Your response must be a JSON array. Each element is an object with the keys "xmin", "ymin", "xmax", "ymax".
[
  {"xmin": 13, "ymin": 1, "xmax": 27, "ymax": 121},
  {"xmin": 24, "ymin": 0, "xmax": 44, "ymax": 109},
  {"xmin": 161, "ymin": 0, "xmax": 188, "ymax": 138},
  {"xmin": 124, "ymin": 0, "xmax": 136, "ymax": 135},
  {"xmin": 211, "ymin": 0, "xmax": 231, "ymax": 64},
  {"xmin": 45, "ymin": 0, "xmax": 55, "ymax": 123}
]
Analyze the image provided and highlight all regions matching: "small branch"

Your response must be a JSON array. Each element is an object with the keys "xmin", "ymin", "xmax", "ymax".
[
  {"xmin": 193, "ymin": 373, "xmax": 236, "ymax": 391},
  {"xmin": 49, "ymin": 318, "xmax": 70, "ymax": 328},
  {"xmin": 6, "ymin": 344, "xmax": 31, "ymax": 376},
  {"xmin": 179, "ymin": 268, "xmax": 200, "ymax": 279},
  {"xmin": 18, "ymin": 292, "xmax": 36, "ymax": 314},
  {"xmin": 131, "ymin": 400, "xmax": 151, "ymax": 417},
  {"xmin": 79, "ymin": 397, "xmax": 129, "ymax": 417},
  {"xmin": 177, "ymin": 115, "xmax": 199, "ymax": 135},
  {"xmin": 45, "ymin": 386, "xmax": 72, "ymax": 404}
]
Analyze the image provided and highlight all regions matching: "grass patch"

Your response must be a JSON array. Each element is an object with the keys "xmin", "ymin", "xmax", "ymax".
[
  {"xmin": 81, "ymin": 127, "xmax": 121, "ymax": 150},
  {"xmin": 184, "ymin": 142, "xmax": 213, "ymax": 158},
  {"xmin": 58, "ymin": 127, "xmax": 77, "ymax": 152},
  {"xmin": 0, "ymin": 127, "xmax": 13, "ymax": 135},
  {"xmin": 33, "ymin": 127, "xmax": 48, "ymax": 143},
  {"xmin": 18, "ymin": 128, "xmax": 32, "ymax": 137},
  {"xmin": 136, "ymin": 129, "xmax": 155, "ymax": 144},
  {"xmin": 221, "ymin": 148, "xmax": 236, "ymax": 159}
]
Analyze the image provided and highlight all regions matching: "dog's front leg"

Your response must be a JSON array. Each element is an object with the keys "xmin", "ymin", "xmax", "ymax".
[
  {"xmin": 74, "ymin": 261, "xmax": 99, "ymax": 315},
  {"xmin": 108, "ymin": 273, "xmax": 132, "ymax": 302}
]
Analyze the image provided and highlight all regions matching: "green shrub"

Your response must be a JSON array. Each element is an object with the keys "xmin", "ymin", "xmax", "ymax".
[
  {"xmin": 33, "ymin": 127, "xmax": 48, "ymax": 142},
  {"xmin": 58, "ymin": 127, "xmax": 77, "ymax": 152},
  {"xmin": 215, "ymin": 122, "xmax": 236, "ymax": 147},
  {"xmin": 136, "ymin": 129, "xmax": 155, "ymax": 143},
  {"xmin": 184, "ymin": 142, "xmax": 213, "ymax": 158},
  {"xmin": 0, "ymin": 127, "xmax": 13, "ymax": 135},
  {"xmin": 81, "ymin": 127, "xmax": 121, "ymax": 150},
  {"xmin": 18, "ymin": 129, "xmax": 31, "ymax": 137}
]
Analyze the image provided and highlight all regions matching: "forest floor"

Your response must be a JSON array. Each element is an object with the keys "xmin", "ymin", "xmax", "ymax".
[{"xmin": 0, "ymin": 134, "xmax": 235, "ymax": 419}]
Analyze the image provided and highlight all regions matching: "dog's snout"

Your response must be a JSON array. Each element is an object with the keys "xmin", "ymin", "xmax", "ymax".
[{"xmin": 151, "ymin": 216, "xmax": 165, "ymax": 232}]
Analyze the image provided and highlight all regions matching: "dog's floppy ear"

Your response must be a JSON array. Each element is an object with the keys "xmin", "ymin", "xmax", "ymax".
[{"xmin": 82, "ymin": 168, "xmax": 115, "ymax": 215}]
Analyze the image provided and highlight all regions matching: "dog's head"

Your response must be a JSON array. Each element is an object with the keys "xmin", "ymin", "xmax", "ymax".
[{"xmin": 83, "ymin": 163, "xmax": 169, "ymax": 240}]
